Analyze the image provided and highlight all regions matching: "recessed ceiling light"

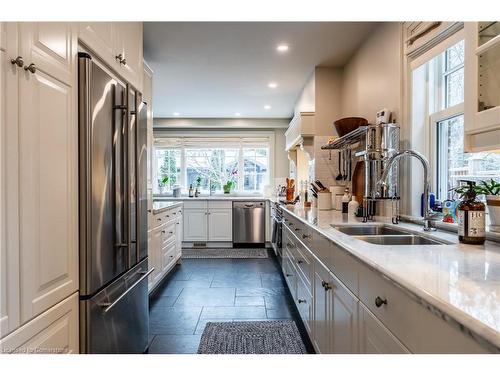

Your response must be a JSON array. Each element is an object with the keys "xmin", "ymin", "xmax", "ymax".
[
  {"xmin": 276, "ymin": 44, "xmax": 289, "ymax": 52},
  {"xmin": 173, "ymin": 112, "xmax": 180, "ymax": 116},
  {"xmin": 264, "ymin": 105, "xmax": 271, "ymax": 110},
  {"xmin": 268, "ymin": 82, "xmax": 278, "ymax": 89},
  {"xmin": 235, "ymin": 112, "xmax": 241, "ymax": 116}
]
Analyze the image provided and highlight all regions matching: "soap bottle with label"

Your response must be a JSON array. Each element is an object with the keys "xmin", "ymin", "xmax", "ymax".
[
  {"xmin": 456, "ymin": 181, "xmax": 486, "ymax": 245},
  {"xmin": 188, "ymin": 184, "xmax": 194, "ymax": 198}
]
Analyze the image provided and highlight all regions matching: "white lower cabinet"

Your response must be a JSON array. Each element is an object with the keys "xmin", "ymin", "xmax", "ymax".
[
  {"xmin": 359, "ymin": 303, "xmax": 409, "ymax": 354},
  {"xmin": 182, "ymin": 200, "xmax": 232, "ymax": 243},
  {"xmin": 148, "ymin": 205, "xmax": 183, "ymax": 293},
  {"xmin": 0, "ymin": 292, "xmax": 79, "ymax": 354},
  {"xmin": 282, "ymin": 211, "xmax": 493, "ymax": 354},
  {"xmin": 208, "ymin": 209, "xmax": 232, "ymax": 241},
  {"xmin": 313, "ymin": 259, "xmax": 358, "ymax": 354},
  {"xmin": 183, "ymin": 209, "xmax": 208, "ymax": 241}
]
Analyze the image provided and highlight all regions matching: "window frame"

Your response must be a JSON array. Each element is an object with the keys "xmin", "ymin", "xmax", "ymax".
[
  {"xmin": 152, "ymin": 131, "xmax": 274, "ymax": 195},
  {"xmin": 429, "ymin": 103, "xmax": 465, "ymax": 200}
]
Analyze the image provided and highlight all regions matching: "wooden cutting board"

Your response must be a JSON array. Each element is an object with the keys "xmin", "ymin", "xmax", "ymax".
[{"xmin": 352, "ymin": 160, "xmax": 365, "ymax": 204}]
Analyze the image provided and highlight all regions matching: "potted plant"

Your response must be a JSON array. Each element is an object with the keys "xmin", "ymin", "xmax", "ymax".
[
  {"xmin": 223, "ymin": 169, "xmax": 238, "ymax": 194},
  {"xmin": 476, "ymin": 179, "xmax": 500, "ymax": 231},
  {"xmin": 223, "ymin": 180, "xmax": 235, "ymax": 194},
  {"xmin": 158, "ymin": 175, "xmax": 169, "ymax": 194}
]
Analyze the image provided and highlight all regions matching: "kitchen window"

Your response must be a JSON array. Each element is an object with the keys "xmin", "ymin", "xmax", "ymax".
[
  {"xmin": 412, "ymin": 38, "xmax": 500, "ymax": 202},
  {"xmin": 153, "ymin": 137, "xmax": 270, "ymax": 194}
]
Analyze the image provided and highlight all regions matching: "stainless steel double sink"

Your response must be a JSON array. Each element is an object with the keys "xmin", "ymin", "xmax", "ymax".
[{"xmin": 331, "ymin": 224, "xmax": 448, "ymax": 246}]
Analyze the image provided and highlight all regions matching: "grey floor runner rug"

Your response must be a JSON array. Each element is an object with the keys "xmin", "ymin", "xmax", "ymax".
[
  {"xmin": 182, "ymin": 248, "xmax": 268, "ymax": 259},
  {"xmin": 197, "ymin": 321, "xmax": 307, "ymax": 354}
]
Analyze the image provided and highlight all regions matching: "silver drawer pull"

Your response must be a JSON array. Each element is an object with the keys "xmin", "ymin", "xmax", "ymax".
[
  {"xmin": 99, "ymin": 268, "xmax": 154, "ymax": 314},
  {"xmin": 298, "ymin": 299, "xmax": 306, "ymax": 304},
  {"xmin": 375, "ymin": 296, "xmax": 387, "ymax": 307},
  {"xmin": 302, "ymin": 234, "xmax": 311, "ymax": 239},
  {"xmin": 297, "ymin": 260, "xmax": 303, "ymax": 264}
]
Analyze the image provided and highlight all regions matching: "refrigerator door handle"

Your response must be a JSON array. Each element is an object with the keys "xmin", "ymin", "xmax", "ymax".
[
  {"xmin": 99, "ymin": 268, "xmax": 154, "ymax": 314},
  {"xmin": 113, "ymin": 86, "xmax": 129, "ymax": 252}
]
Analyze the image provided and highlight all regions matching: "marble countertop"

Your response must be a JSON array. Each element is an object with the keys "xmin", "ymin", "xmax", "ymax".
[
  {"xmin": 280, "ymin": 204, "xmax": 500, "ymax": 351},
  {"xmin": 152, "ymin": 200, "xmax": 183, "ymax": 214}
]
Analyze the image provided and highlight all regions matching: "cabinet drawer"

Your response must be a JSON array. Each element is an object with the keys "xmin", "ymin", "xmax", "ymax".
[
  {"xmin": 330, "ymin": 243, "xmax": 359, "ymax": 295},
  {"xmin": 152, "ymin": 212, "xmax": 167, "ymax": 228},
  {"xmin": 183, "ymin": 200, "xmax": 207, "ymax": 209},
  {"xmin": 358, "ymin": 263, "xmax": 489, "ymax": 353},
  {"xmin": 294, "ymin": 242, "xmax": 313, "ymax": 288},
  {"xmin": 296, "ymin": 274, "xmax": 313, "ymax": 334},
  {"xmin": 310, "ymin": 230, "xmax": 331, "ymax": 270},
  {"xmin": 162, "ymin": 209, "xmax": 177, "ymax": 224},
  {"xmin": 162, "ymin": 242, "xmax": 177, "ymax": 270},
  {"xmin": 283, "ymin": 259, "xmax": 297, "ymax": 300},
  {"xmin": 208, "ymin": 200, "xmax": 232, "ymax": 209},
  {"xmin": 160, "ymin": 223, "xmax": 176, "ymax": 246}
]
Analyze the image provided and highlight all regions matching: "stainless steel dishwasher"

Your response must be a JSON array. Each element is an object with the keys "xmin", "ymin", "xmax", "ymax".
[{"xmin": 233, "ymin": 201, "xmax": 266, "ymax": 247}]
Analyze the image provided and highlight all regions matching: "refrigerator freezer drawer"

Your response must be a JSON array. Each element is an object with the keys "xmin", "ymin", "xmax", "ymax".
[{"xmin": 80, "ymin": 259, "xmax": 150, "ymax": 353}]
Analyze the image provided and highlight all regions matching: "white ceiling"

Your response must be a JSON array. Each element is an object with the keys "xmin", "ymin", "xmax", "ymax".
[{"xmin": 143, "ymin": 22, "xmax": 379, "ymax": 119}]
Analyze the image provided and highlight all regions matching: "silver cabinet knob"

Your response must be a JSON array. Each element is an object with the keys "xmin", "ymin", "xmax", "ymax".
[
  {"xmin": 120, "ymin": 58, "xmax": 127, "ymax": 66},
  {"xmin": 10, "ymin": 56, "xmax": 24, "ymax": 67},
  {"xmin": 24, "ymin": 63, "xmax": 36, "ymax": 74}
]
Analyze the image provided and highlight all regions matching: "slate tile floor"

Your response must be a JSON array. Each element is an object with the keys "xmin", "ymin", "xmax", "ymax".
[{"xmin": 147, "ymin": 249, "xmax": 314, "ymax": 354}]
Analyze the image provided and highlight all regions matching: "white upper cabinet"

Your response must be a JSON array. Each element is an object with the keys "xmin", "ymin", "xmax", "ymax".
[
  {"xmin": 78, "ymin": 23, "xmax": 115, "ymax": 62},
  {"xmin": 78, "ymin": 22, "xmax": 143, "ymax": 91},
  {"xmin": 18, "ymin": 23, "xmax": 78, "ymax": 324},
  {"xmin": 20, "ymin": 23, "xmax": 74, "ymax": 85},
  {"xmin": 464, "ymin": 22, "xmax": 500, "ymax": 152},
  {"xmin": 115, "ymin": 23, "xmax": 143, "ymax": 90}
]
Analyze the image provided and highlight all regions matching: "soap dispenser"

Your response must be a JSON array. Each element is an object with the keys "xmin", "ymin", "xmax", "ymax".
[{"xmin": 455, "ymin": 180, "xmax": 485, "ymax": 245}]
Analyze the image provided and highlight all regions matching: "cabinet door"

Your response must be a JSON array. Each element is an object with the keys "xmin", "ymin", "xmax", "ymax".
[
  {"xmin": 183, "ymin": 209, "xmax": 208, "ymax": 241},
  {"xmin": 208, "ymin": 209, "xmax": 232, "ymax": 241},
  {"xmin": 359, "ymin": 304, "xmax": 410, "ymax": 354},
  {"xmin": 78, "ymin": 22, "xmax": 115, "ymax": 66},
  {"xmin": 0, "ymin": 22, "xmax": 20, "ymax": 338},
  {"xmin": 330, "ymin": 273, "xmax": 358, "ymax": 353},
  {"xmin": 20, "ymin": 23, "xmax": 75, "ymax": 86},
  {"xmin": 313, "ymin": 261, "xmax": 331, "ymax": 354},
  {"xmin": 114, "ymin": 22, "xmax": 143, "ymax": 90},
  {"xmin": 18, "ymin": 46, "xmax": 78, "ymax": 323},
  {"xmin": 0, "ymin": 292, "xmax": 79, "ymax": 353}
]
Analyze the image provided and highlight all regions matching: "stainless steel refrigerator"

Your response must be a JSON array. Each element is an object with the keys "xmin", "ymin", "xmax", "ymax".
[{"xmin": 78, "ymin": 52, "xmax": 150, "ymax": 353}]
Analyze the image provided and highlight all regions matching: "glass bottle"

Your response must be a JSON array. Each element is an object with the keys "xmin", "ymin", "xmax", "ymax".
[{"xmin": 457, "ymin": 181, "xmax": 486, "ymax": 245}]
